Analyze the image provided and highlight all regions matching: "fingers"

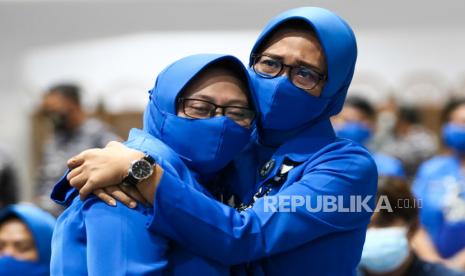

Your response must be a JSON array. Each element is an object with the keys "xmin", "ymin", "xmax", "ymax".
[
  {"xmin": 69, "ymin": 170, "xmax": 88, "ymax": 190},
  {"xmin": 79, "ymin": 179, "xmax": 96, "ymax": 201},
  {"xmin": 67, "ymin": 152, "xmax": 86, "ymax": 169},
  {"xmin": 103, "ymin": 185, "xmax": 137, "ymax": 208},
  {"xmin": 94, "ymin": 189, "xmax": 116, "ymax": 206},
  {"xmin": 67, "ymin": 166, "xmax": 83, "ymax": 182},
  {"xmin": 67, "ymin": 148, "xmax": 102, "ymax": 169},
  {"xmin": 120, "ymin": 184, "xmax": 150, "ymax": 207}
]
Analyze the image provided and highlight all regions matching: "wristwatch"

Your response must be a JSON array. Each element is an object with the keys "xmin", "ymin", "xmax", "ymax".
[{"xmin": 123, "ymin": 155, "xmax": 156, "ymax": 186}]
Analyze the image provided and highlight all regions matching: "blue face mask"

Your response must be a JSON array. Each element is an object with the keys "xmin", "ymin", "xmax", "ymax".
[
  {"xmin": 249, "ymin": 70, "xmax": 331, "ymax": 131},
  {"xmin": 335, "ymin": 122, "xmax": 373, "ymax": 145},
  {"xmin": 360, "ymin": 227, "xmax": 410, "ymax": 273},
  {"xmin": 442, "ymin": 123, "xmax": 465, "ymax": 153},
  {"xmin": 145, "ymin": 103, "xmax": 251, "ymax": 174}
]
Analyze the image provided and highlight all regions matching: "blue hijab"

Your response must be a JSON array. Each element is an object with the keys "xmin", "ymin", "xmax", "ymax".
[
  {"xmin": 248, "ymin": 7, "xmax": 357, "ymax": 145},
  {"xmin": 142, "ymin": 54, "xmax": 254, "ymax": 175},
  {"xmin": 0, "ymin": 204, "xmax": 56, "ymax": 275}
]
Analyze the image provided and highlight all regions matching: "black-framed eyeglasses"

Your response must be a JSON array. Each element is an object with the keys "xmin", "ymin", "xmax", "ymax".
[
  {"xmin": 178, "ymin": 98, "xmax": 255, "ymax": 127},
  {"xmin": 252, "ymin": 54, "xmax": 327, "ymax": 91}
]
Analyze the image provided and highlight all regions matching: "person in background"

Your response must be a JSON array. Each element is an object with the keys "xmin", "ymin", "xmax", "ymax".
[
  {"xmin": 35, "ymin": 83, "xmax": 120, "ymax": 216},
  {"xmin": 359, "ymin": 177, "xmax": 465, "ymax": 276},
  {"xmin": 0, "ymin": 203, "xmax": 56, "ymax": 276},
  {"xmin": 332, "ymin": 96, "xmax": 405, "ymax": 178},
  {"xmin": 377, "ymin": 105, "xmax": 438, "ymax": 179},
  {"xmin": 412, "ymin": 98, "xmax": 465, "ymax": 271},
  {"xmin": 0, "ymin": 145, "xmax": 18, "ymax": 208}
]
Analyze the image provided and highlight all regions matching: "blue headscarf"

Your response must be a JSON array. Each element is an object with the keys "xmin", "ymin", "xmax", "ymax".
[
  {"xmin": 143, "ymin": 54, "xmax": 254, "ymax": 174},
  {"xmin": 0, "ymin": 204, "xmax": 56, "ymax": 274},
  {"xmin": 248, "ymin": 7, "xmax": 357, "ymax": 145}
]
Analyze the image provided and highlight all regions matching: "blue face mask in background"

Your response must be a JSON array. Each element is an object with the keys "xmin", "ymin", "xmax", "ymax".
[
  {"xmin": 335, "ymin": 121, "xmax": 373, "ymax": 145},
  {"xmin": 442, "ymin": 123, "xmax": 465, "ymax": 154},
  {"xmin": 359, "ymin": 227, "xmax": 410, "ymax": 273},
  {"xmin": 0, "ymin": 257, "xmax": 50, "ymax": 276},
  {"xmin": 249, "ymin": 71, "xmax": 331, "ymax": 131}
]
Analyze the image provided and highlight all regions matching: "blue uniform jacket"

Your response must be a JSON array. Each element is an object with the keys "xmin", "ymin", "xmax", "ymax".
[
  {"xmin": 145, "ymin": 119, "xmax": 378, "ymax": 276},
  {"xmin": 139, "ymin": 7, "xmax": 378, "ymax": 276},
  {"xmin": 373, "ymin": 153, "xmax": 405, "ymax": 179},
  {"xmin": 50, "ymin": 129, "xmax": 229, "ymax": 276}
]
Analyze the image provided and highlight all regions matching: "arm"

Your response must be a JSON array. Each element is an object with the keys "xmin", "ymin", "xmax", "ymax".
[
  {"xmin": 412, "ymin": 226, "xmax": 465, "ymax": 270},
  {"xmin": 83, "ymin": 198, "xmax": 168, "ymax": 275},
  {"xmin": 142, "ymin": 150, "xmax": 377, "ymax": 265},
  {"xmin": 411, "ymin": 226, "xmax": 443, "ymax": 262}
]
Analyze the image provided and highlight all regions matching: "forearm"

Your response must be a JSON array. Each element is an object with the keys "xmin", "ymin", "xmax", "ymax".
[
  {"xmin": 411, "ymin": 226, "xmax": 443, "ymax": 262},
  {"xmin": 145, "ymin": 169, "xmax": 367, "ymax": 265},
  {"xmin": 136, "ymin": 164, "xmax": 163, "ymax": 204}
]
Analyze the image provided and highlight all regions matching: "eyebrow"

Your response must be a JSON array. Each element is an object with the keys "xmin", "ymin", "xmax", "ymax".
[
  {"xmin": 190, "ymin": 94, "xmax": 250, "ymax": 108},
  {"xmin": 261, "ymin": 53, "xmax": 326, "ymax": 75}
]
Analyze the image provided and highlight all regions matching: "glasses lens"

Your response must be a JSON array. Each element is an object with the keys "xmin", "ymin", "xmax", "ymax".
[
  {"xmin": 183, "ymin": 99, "xmax": 215, "ymax": 118},
  {"xmin": 253, "ymin": 55, "xmax": 282, "ymax": 77},
  {"xmin": 224, "ymin": 107, "xmax": 255, "ymax": 127},
  {"xmin": 291, "ymin": 67, "xmax": 323, "ymax": 90}
]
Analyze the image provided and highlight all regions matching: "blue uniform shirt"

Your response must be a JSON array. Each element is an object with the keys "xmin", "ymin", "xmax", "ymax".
[
  {"xmin": 142, "ymin": 7, "xmax": 378, "ymax": 276},
  {"xmin": 413, "ymin": 155, "xmax": 465, "ymax": 258},
  {"xmin": 51, "ymin": 129, "xmax": 229, "ymax": 276},
  {"xmin": 146, "ymin": 119, "xmax": 378, "ymax": 276},
  {"xmin": 50, "ymin": 54, "xmax": 253, "ymax": 275},
  {"xmin": 373, "ymin": 153, "xmax": 405, "ymax": 179}
]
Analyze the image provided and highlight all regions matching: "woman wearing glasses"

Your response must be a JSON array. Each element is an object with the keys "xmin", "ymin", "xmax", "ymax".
[
  {"xmin": 50, "ymin": 54, "xmax": 256, "ymax": 275},
  {"xmin": 64, "ymin": 7, "xmax": 377, "ymax": 275}
]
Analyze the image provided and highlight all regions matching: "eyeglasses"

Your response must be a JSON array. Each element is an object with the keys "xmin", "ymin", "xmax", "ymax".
[
  {"xmin": 178, "ymin": 98, "xmax": 255, "ymax": 127},
  {"xmin": 252, "ymin": 54, "xmax": 327, "ymax": 91}
]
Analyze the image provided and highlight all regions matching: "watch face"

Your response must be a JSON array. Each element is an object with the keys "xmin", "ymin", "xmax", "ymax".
[{"xmin": 131, "ymin": 160, "xmax": 153, "ymax": 180}]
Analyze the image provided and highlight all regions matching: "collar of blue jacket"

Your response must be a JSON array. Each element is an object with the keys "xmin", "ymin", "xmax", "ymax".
[
  {"xmin": 248, "ymin": 7, "xmax": 357, "ymax": 145},
  {"xmin": 0, "ymin": 204, "xmax": 56, "ymax": 264}
]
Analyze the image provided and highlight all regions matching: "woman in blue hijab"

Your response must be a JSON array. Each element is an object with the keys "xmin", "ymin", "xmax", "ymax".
[
  {"xmin": 66, "ymin": 7, "xmax": 378, "ymax": 275},
  {"xmin": 0, "ymin": 204, "xmax": 56, "ymax": 276},
  {"xmin": 50, "ymin": 54, "xmax": 256, "ymax": 275}
]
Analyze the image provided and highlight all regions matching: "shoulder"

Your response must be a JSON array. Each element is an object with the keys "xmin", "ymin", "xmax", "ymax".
[
  {"xmin": 125, "ymin": 129, "xmax": 188, "ymax": 178},
  {"xmin": 372, "ymin": 153, "xmax": 405, "ymax": 178},
  {"xmin": 303, "ymin": 138, "xmax": 378, "ymax": 193},
  {"xmin": 309, "ymin": 138, "xmax": 377, "ymax": 174},
  {"xmin": 417, "ymin": 155, "xmax": 456, "ymax": 176}
]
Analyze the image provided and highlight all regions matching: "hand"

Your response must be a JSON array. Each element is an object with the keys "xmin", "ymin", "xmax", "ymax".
[
  {"xmin": 67, "ymin": 141, "xmax": 145, "ymax": 200},
  {"xmin": 94, "ymin": 184, "xmax": 150, "ymax": 208}
]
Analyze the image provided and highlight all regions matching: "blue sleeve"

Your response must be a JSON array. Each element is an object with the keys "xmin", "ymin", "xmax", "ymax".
[
  {"xmin": 83, "ymin": 198, "xmax": 169, "ymax": 275},
  {"xmin": 50, "ymin": 129, "xmax": 185, "ymax": 205},
  {"xmin": 147, "ymin": 151, "xmax": 377, "ymax": 265},
  {"xmin": 412, "ymin": 162, "xmax": 428, "ymax": 199}
]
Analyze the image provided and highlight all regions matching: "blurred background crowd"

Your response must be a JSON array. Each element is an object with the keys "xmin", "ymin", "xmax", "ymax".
[{"xmin": 1, "ymin": 0, "xmax": 465, "ymax": 275}]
